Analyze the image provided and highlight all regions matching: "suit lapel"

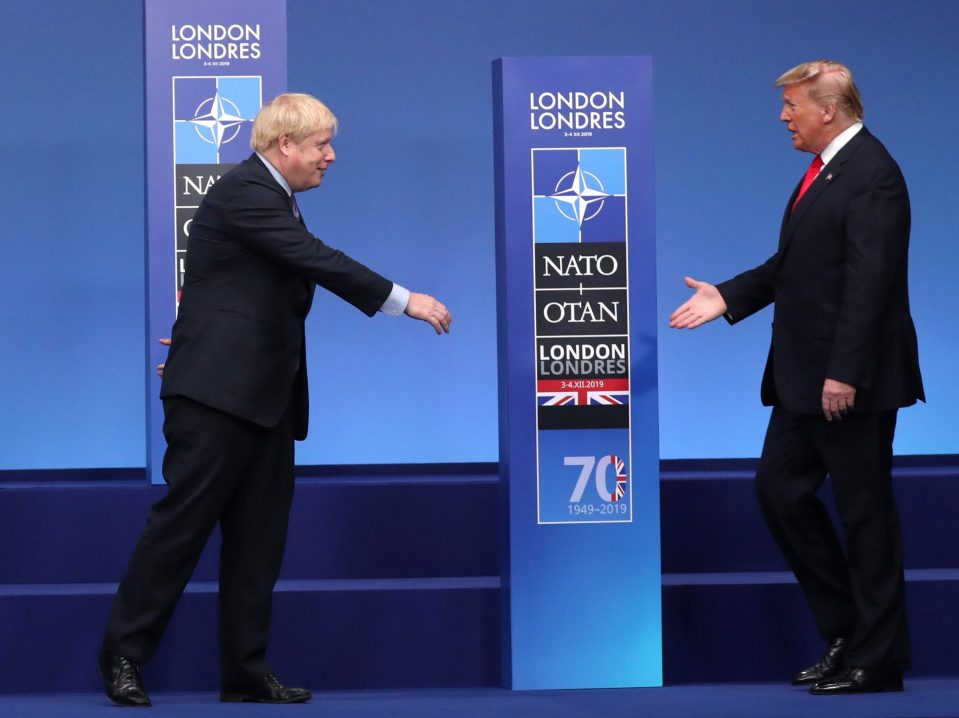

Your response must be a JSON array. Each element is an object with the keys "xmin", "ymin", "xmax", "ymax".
[
  {"xmin": 779, "ymin": 166, "xmax": 841, "ymax": 249},
  {"xmin": 777, "ymin": 127, "xmax": 871, "ymax": 258},
  {"xmin": 247, "ymin": 153, "xmax": 316, "ymax": 312},
  {"xmin": 249, "ymin": 153, "xmax": 301, "ymax": 224}
]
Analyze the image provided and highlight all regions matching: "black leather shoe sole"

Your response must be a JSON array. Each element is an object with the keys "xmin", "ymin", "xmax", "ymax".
[
  {"xmin": 220, "ymin": 690, "xmax": 311, "ymax": 704},
  {"xmin": 810, "ymin": 673, "xmax": 903, "ymax": 695},
  {"xmin": 791, "ymin": 637, "xmax": 847, "ymax": 686},
  {"xmin": 791, "ymin": 666, "xmax": 842, "ymax": 685},
  {"xmin": 105, "ymin": 690, "xmax": 152, "ymax": 708}
]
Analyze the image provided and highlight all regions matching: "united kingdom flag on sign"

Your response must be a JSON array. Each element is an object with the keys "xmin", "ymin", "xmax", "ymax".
[
  {"xmin": 610, "ymin": 455, "xmax": 628, "ymax": 502},
  {"xmin": 537, "ymin": 378, "xmax": 629, "ymax": 406},
  {"xmin": 587, "ymin": 389, "xmax": 629, "ymax": 406}
]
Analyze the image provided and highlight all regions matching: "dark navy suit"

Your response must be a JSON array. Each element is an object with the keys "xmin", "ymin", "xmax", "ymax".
[
  {"xmin": 103, "ymin": 154, "xmax": 392, "ymax": 689},
  {"xmin": 717, "ymin": 128, "xmax": 923, "ymax": 671}
]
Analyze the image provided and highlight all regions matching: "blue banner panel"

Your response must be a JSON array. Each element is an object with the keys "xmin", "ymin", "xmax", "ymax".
[
  {"xmin": 494, "ymin": 57, "xmax": 661, "ymax": 689},
  {"xmin": 144, "ymin": 0, "xmax": 287, "ymax": 482}
]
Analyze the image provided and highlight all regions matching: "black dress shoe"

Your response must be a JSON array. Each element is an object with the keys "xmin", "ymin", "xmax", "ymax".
[
  {"xmin": 810, "ymin": 666, "xmax": 904, "ymax": 694},
  {"xmin": 220, "ymin": 673, "xmax": 311, "ymax": 703},
  {"xmin": 791, "ymin": 637, "xmax": 847, "ymax": 685},
  {"xmin": 99, "ymin": 651, "xmax": 152, "ymax": 707}
]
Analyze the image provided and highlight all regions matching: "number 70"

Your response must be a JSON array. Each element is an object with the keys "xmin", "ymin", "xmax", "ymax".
[{"xmin": 564, "ymin": 455, "xmax": 627, "ymax": 503}]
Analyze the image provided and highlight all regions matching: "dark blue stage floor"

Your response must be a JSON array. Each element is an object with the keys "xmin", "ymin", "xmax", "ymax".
[
  {"xmin": 4, "ymin": 459, "xmax": 958, "ymax": 707},
  {"xmin": 3, "ymin": 680, "xmax": 959, "ymax": 718}
]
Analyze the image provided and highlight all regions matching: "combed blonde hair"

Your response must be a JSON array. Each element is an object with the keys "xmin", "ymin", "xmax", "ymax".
[
  {"xmin": 775, "ymin": 60, "xmax": 864, "ymax": 121},
  {"xmin": 250, "ymin": 93, "xmax": 338, "ymax": 152}
]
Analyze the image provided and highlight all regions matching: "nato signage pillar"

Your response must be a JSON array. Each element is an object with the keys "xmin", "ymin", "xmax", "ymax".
[
  {"xmin": 494, "ymin": 56, "xmax": 661, "ymax": 689},
  {"xmin": 144, "ymin": 0, "xmax": 286, "ymax": 482}
]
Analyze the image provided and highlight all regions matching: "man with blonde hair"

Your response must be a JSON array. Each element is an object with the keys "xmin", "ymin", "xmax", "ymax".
[
  {"xmin": 99, "ymin": 93, "xmax": 452, "ymax": 706},
  {"xmin": 670, "ymin": 61, "xmax": 922, "ymax": 694}
]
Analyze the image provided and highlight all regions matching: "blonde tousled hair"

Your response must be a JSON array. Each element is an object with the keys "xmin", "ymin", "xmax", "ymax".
[
  {"xmin": 776, "ymin": 60, "xmax": 864, "ymax": 121},
  {"xmin": 251, "ymin": 93, "xmax": 338, "ymax": 152}
]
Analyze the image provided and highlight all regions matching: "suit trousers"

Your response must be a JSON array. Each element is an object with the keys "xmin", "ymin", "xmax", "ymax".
[
  {"xmin": 102, "ymin": 394, "xmax": 296, "ymax": 688},
  {"xmin": 754, "ymin": 406, "xmax": 909, "ymax": 671}
]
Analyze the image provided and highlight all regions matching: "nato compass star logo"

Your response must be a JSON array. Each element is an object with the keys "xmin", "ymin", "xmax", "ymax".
[
  {"xmin": 174, "ymin": 76, "xmax": 260, "ymax": 164},
  {"xmin": 549, "ymin": 164, "xmax": 610, "ymax": 226},
  {"xmin": 532, "ymin": 147, "xmax": 626, "ymax": 243},
  {"xmin": 189, "ymin": 92, "xmax": 247, "ymax": 148}
]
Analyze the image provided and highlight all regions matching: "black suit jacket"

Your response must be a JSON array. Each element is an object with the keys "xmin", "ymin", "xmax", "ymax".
[
  {"xmin": 717, "ymin": 127, "xmax": 924, "ymax": 414},
  {"xmin": 160, "ymin": 153, "xmax": 393, "ymax": 439}
]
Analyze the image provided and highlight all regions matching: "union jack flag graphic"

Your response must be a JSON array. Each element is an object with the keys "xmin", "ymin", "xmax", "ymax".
[
  {"xmin": 610, "ymin": 455, "xmax": 628, "ymax": 502},
  {"xmin": 537, "ymin": 378, "xmax": 630, "ymax": 406}
]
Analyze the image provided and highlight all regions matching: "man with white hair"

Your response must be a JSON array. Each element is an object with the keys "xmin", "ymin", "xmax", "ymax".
[
  {"xmin": 99, "ymin": 93, "xmax": 452, "ymax": 706},
  {"xmin": 670, "ymin": 61, "xmax": 923, "ymax": 694}
]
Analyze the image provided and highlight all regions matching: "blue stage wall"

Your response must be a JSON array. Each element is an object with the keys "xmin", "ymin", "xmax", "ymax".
[{"xmin": 1, "ymin": 0, "xmax": 956, "ymax": 469}]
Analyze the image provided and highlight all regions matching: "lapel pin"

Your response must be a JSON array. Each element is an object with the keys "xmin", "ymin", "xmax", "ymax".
[{"xmin": 826, "ymin": 173, "xmax": 833, "ymax": 181}]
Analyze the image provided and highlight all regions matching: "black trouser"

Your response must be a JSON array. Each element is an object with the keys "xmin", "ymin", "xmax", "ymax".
[
  {"xmin": 755, "ymin": 406, "xmax": 909, "ymax": 671},
  {"xmin": 102, "ymin": 395, "xmax": 296, "ymax": 689}
]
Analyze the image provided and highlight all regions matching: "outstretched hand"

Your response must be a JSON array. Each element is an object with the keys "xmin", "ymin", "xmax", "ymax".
[
  {"xmin": 405, "ymin": 292, "xmax": 452, "ymax": 335},
  {"xmin": 668, "ymin": 276, "xmax": 727, "ymax": 329}
]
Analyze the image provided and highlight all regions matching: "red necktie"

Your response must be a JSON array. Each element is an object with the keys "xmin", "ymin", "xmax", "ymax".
[{"xmin": 792, "ymin": 154, "xmax": 824, "ymax": 209}]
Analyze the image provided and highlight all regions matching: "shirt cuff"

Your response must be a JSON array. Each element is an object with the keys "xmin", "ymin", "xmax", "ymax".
[{"xmin": 379, "ymin": 283, "xmax": 410, "ymax": 316}]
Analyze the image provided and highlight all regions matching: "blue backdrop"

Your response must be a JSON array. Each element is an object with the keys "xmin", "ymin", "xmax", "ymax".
[{"xmin": 1, "ymin": 0, "xmax": 956, "ymax": 469}]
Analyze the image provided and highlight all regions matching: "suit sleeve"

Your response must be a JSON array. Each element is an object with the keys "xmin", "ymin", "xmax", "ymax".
[
  {"xmin": 825, "ymin": 164, "xmax": 911, "ymax": 387},
  {"xmin": 716, "ymin": 253, "xmax": 779, "ymax": 325},
  {"xmin": 222, "ymin": 176, "xmax": 392, "ymax": 316}
]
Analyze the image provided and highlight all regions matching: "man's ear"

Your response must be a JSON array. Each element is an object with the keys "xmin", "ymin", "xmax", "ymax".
[
  {"xmin": 820, "ymin": 102, "xmax": 838, "ymax": 125},
  {"xmin": 276, "ymin": 133, "xmax": 292, "ymax": 156}
]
